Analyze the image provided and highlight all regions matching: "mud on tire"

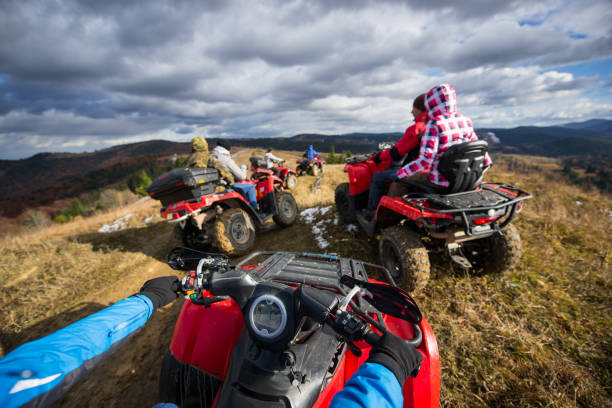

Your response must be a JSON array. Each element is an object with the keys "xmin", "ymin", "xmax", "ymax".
[
  {"xmin": 273, "ymin": 192, "xmax": 297, "ymax": 227},
  {"xmin": 284, "ymin": 174, "xmax": 298, "ymax": 190},
  {"xmin": 334, "ymin": 182, "xmax": 356, "ymax": 223},
  {"xmin": 379, "ymin": 226, "xmax": 430, "ymax": 293},
  {"xmin": 212, "ymin": 208, "xmax": 255, "ymax": 256},
  {"xmin": 464, "ymin": 223, "xmax": 522, "ymax": 275}
]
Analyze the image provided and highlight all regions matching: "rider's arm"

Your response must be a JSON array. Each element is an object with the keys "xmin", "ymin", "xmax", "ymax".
[
  {"xmin": 0, "ymin": 277, "xmax": 178, "ymax": 408},
  {"xmin": 224, "ymin": 157, "xmax": 247, "ymax": 181},
  {"xmin": 397, "ymin": 121, "xmax": 438, "ymax": 179},
  {"xmin": 329, "ymin": 362, "xmax": 403, "ymax": 408},
  {"xmin": 330, "ymin": 331, "xmax": 422, "ymax": 408},
  {"xmin": 380, "ymin": 122, "xmax": 423, "ymax": 162}
]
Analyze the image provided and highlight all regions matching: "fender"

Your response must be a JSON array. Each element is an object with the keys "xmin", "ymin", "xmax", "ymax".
[
  {"xmin": 169, "ymin": 295, "xmax": 244, "ymax": 379},
  {"xmin": 161, "ymin": 191, "xmax": 269, "ymax": 225}
]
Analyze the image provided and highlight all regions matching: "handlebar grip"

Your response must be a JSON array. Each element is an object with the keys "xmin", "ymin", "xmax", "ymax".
[{"xmin": 364, "ymin": 330, "xmax": 382, "ymax": 346}]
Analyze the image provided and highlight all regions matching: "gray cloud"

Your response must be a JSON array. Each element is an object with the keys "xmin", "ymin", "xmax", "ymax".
[{"xmin": 0, "ymin": 0, "xmax": 610, "ymax": 159}]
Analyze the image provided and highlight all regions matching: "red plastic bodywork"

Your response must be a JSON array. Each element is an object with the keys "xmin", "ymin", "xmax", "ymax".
[
  {"xmin": 345, "ymin": 159, "xmax": 389, "ymax": 196},
  {"xmin": 160, "ymin": 191, "xmax": 250, "ymax": 219},
  {"xmin": 378, "ymin": 196, "xmax": 454, "ymax": 222},
  {"xmin": 169, "ymin": 278, "xmax": 440, "ymax": 408},
  {"xmin": 160, "ymin": 176, "xmax": 282, "ymax": 219},
  {"xmin": 251, "ymin": 165, "xmax": 297, "ymax": 180},
  {"xmin": 170, "ymin": 294, "xmax": 244, "ymax": 379}
]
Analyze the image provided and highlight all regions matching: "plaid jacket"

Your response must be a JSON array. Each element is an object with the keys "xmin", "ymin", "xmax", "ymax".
[{"xmin": 397, "ymin": 84, "xmax": 492, "ymax": 187}]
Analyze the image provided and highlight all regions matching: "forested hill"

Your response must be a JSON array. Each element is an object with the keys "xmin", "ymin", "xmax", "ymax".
[
  {"xmin": 0, "ymin": 141, "xmax": 189, "ymax": 217},
  {"xmin": 1, "ymin": 120, "xmax": 610, "ymax": 217}
]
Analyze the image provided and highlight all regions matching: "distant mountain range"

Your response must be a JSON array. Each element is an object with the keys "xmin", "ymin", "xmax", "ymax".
[{"xmin": 1, "ymin": 119, "xmax": 610, "ymax": 217}]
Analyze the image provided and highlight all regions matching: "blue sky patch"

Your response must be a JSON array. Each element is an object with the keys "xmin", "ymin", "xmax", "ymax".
[{"xmin": 548, "ymin": 58, "xmax": 612, "ymax": 78}]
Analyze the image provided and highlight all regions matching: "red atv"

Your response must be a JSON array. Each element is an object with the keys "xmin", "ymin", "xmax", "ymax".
[
  {"xmin": 297, "ymin": 156, "xmax": 325, "ymax": 176},
  {"xmin": 147, "ymin": 167, "xmax": 297, "ymax": 255},
  {"xmin": 250, "ymin": 156, "xmax": 298, "ymax": 190},
  {"xmin": 160, "ymin": 247, "xmax": 440, "ymax": 408},
  {"xmin": 334, "ymin": 141, "xmax": 532, "ymax": 292}
]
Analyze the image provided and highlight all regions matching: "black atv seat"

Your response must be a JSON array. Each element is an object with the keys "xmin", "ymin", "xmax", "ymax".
[
  {"xmin": 400, "ymin": 140, "xmax": 489, "ymax": 195},
  {"xmin": 250, "ymin": 156, "xmax": 265, "ymax": 168}
]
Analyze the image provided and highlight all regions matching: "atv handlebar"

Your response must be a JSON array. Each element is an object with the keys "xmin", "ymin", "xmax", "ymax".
[{"xmin": 176, "ymin": 254, "xmax": 422, "ymax": 351}]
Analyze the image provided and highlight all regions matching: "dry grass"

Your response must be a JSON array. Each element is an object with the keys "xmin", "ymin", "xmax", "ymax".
[{"xmin": 1, "ymin": 151, "xmax": 610, "ymax": 407}]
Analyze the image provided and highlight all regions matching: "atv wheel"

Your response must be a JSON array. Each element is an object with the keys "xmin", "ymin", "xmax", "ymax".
[
  {"xmin": 379, "ymin": 226, "xmax": 430, "ymax": 292},
  {"xmin": 463, "ymin": 223, "xmax": 522, "ymax": 275},
  {"xmin": 334, "ymin": 182, "xmax": 356, "ymax": 223},
  {"xmin": 212, "ymin": 208, "xmax": 255, "ymax": 256},
  {"xmin": 181, "ymin": 221, "xmax": 211, "ymax": 251},
  {"xmin": 311, "ymin": 165, "xmax": 320, "ymax": 176},
  {"xmin": 159, "ymin": 351, "xmax": 221, "ymax": 408},
  {"xmin": 284, "ymin": 174, "xmax": 298, "ymax": 189},
  {"xmin": 273, "ymin": 192, "xmax": 297, "ymax": 227}
]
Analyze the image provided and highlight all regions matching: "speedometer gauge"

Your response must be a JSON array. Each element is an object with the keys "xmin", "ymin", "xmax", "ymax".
[{"xmin": 248, "ymin": 294, "xmax": 287, "ymax": 339}]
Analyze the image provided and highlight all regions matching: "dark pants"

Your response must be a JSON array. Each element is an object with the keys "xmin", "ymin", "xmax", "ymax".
[
  {"xmin": 368, "ymin": 169, "xmax": 397, "ymax": 210},
  {"xmin": 388, "ymin": 173, "xmax": 440, "ymax": 197}
]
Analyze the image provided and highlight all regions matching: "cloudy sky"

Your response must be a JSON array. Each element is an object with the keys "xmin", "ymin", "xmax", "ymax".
[{"xmin": 1, "ymin": 0, "xmax": 611, "ymax": 159}]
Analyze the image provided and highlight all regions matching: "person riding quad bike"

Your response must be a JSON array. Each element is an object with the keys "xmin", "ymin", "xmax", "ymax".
[
  {"xmin": 147, "ymin": 138, "xmax": 297, "ymax": 255},
  {"xmin": 249, "ymin": 149, "xmax": 299, "ymax": 189},
  {"xmin": 335, "ymin": 84, "xmax": 532, "ymax": 292},
  {"xmin": 0, "ymin": 251, "xmax": 432, "ymax": 408},
  {"xmin": 297, "ymin": 145, "xmax": 324, "ymax": 176},
  {"xmin": 365, "ymin": 93, "xmax": 427, "ymax": 218}
]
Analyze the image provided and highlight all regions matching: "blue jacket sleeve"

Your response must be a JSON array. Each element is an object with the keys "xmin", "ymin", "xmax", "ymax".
[
  {"xmin": 0, "ymin": 295, "xmax": 154, "ymax": 408},
  {"xmin": 329, "ymin": 362, "xmax": 403, "ymax": 408}
]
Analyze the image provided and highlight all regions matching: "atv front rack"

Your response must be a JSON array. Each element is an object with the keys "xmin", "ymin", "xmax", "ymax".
[
  {"xmin": 402, "ymin": 182, "xmax": 532, "ymax": 236},
  {"xmin": 236, "ymin": 251, "xmax": 399, "ymax": 290}
]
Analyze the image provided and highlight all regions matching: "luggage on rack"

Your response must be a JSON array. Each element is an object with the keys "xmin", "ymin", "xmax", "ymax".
[{"xmin": 147, "ymin": 167, "xmax": 220, "ymax": 206}]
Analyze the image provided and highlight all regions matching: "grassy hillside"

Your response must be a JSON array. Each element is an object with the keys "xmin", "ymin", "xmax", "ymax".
[{"xmin": 0, "ymin": 153, "xmax": 609, "ymax": 407}]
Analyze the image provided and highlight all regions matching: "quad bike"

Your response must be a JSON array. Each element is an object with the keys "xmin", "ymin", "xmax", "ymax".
[
  {"xmin": 250, "ymin": 156, "xmax": 298, "ymax": 190},
  {"xmin": 160, "ymin": 247, "xmax": 440, "ymax": 408},
  {"xmin": 297, "ymin": 156, "xmax": 325, "ymax": 176},
  {"xmin": 147, "ymin": 167, "xmax": 297, "ymax": 256},
  {"xmin": 334, "ymin": 141, "xmax": 532, "ymax": 292}
]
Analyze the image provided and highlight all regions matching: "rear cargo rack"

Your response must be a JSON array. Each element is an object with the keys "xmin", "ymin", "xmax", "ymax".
[{"xmin": 402, "ymin": 183, "xmax": 532, "ymax": 236}]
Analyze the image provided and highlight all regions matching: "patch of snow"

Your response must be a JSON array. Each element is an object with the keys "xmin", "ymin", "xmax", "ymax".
[
  {"xmin": 315, "ymin": 235, "xmax": 330, "ymax": 249},
  {"xmin": 300, "ymin": 207, "xmax": 320, "ymax": 223},
  {"xmin": 575, "ymin": 201, "xmax": 583, "ymax": 206},
  {"xmin": 319, "ymin": 206, "xmax": 332, "ymax": 216},
  {"xmin": 144, "ymin": 215, "xmax": 154, "ymax": 223},
  {"xmin": 302, "ymin": 206, "xmax": 334, "ymax": 249},
  {"xmin": 333, "ymin": 216, "xmax": 339, "ymax": 226},
  {"xmin": 347, "ymin": 224, "xmax": 358, "ymax": 233},
  {"xmin": 99, "ymin": 214, "xmax": 133, "ymax": 233}
]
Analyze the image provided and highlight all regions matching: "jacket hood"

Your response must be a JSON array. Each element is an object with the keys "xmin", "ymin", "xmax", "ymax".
[
  {"xmin": 191, "ymin": 137, "xmax": 208, "ymax": 154},
  {"xmin": 425, "ymin": 84, "xmax": 456, "ymax": 118}
]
